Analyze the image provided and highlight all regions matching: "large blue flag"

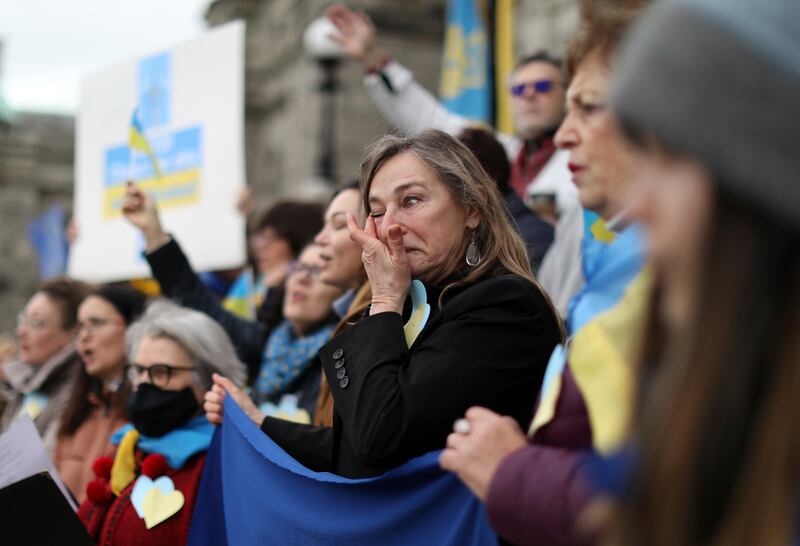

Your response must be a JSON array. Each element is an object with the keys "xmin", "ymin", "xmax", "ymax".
[
  {"xmin": 27, "ymin": 204, "xmax": 68, "ymax": 280},
  {"xmin": 440, "ymin": 0, "xmax": 491, "ymax": 122},
  {"xmin": 188, "ymin": 398, "xmax": 497, "ymax": 546}
]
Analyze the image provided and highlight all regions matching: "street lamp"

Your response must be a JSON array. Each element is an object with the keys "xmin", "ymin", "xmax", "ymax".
[{"xmin": 303, "ymin": 16, "xmax": 346, "ymax": 187}]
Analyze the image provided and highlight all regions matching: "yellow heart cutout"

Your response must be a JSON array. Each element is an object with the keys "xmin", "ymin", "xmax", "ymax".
[{"xmin": 141, "ymin": 487, "xmax": 185, "ymax": 529}]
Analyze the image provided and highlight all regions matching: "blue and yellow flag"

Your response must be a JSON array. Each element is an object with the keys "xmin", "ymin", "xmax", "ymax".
[
  {"xmin": 188, "ymin": 398, "xmax": 498, "ymax": 545},
  {"xmin": 27, "ymin": 204, "xmax": 68, "ymax": 279},
  {"xmin": 566, "ymin": 211, "xmax": 646, "ymax": 334},
  {"xmin": 440, "ymin": 0, "xmax": 491, "ymax": 123},
  {"xmin": 222, "ymin": 269, "xmax": 259, "ymax": 320},
  {"xmin": 129, "ymin": 108, "xmax": 163, "ymax": 179}
]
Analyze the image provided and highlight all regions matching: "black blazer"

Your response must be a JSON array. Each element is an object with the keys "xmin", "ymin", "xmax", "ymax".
[{"xmin": 261, "ymin": 273, "xmax": 561, "ymax": 478}]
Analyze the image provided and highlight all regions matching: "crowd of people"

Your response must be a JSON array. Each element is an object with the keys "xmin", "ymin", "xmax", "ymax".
[{"xmin": 1, "ymin": 0, "xmax": 798, "ymax": 544}]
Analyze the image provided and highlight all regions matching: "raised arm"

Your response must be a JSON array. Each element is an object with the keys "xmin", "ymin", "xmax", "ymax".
[
  {"xmin": 328, "ymin": 4, "xmax": 473, "ymax": 138},
  {"xmin": 121, "ymin": 182, "xmax": 269, "ymax": 378}
]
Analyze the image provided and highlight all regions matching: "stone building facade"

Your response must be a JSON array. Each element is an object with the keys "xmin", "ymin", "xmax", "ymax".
[
  {"xmin": 205, "ymin": 0, "xmax": 448, "ymax": 203},
  {"xmin": 0, "ymin": 0, "xmax": 578, "ymax": 336},
  {"xmin": 206, "ymin": 0, "xmax": 580, "ymax": 202},
  {"xmin": 0, "ymin": 113, "xmax": 75, "ymax": 335}
]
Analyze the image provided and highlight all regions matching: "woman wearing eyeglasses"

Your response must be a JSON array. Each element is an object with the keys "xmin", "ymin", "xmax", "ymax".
[
  {"xmin": 122, "ymin": 181, "xmax": 324, "ymax": 385},
  {"xmin": 249, "ymin": 244, "xmax": 342, "ymax": 422},
  {"xmin": 53, "ymin": 285, "xmax": 146, "ymax": 503},
  {"xmin": 0, "ymin": 277, "xmax": 89, "ymax": 455},
  {"xmin": 78, "ymin": 300, "xmax": 246, "ymax": 546},
  {"xmin": 174, "ymin": 245, "xmax": 343, "ymax": 428}
]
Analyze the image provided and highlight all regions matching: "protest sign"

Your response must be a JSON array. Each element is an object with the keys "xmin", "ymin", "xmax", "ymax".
[{"xmin": 69, "ymin": 20, "xmax": 246, "ymax": 282}]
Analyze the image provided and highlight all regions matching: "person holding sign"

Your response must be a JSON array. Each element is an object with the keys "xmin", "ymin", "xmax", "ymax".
[
  {"xmin": 205, "ymin": 130, "xmax": 563, "ymax": 478},
  {"xmin": 78, "ymin": 300, "xmax": 245, "ymax": 546}
]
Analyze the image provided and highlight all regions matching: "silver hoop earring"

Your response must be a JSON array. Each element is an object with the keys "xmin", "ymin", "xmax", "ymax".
[{"xmin": 465, "ymin": 230, "xmax": 481, "ymax": 267}]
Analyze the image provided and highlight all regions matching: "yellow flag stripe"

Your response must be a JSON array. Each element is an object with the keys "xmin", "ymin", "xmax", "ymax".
[{"xmin": 494, "ymin": 0, "xmax": 516, "ymax": 134}]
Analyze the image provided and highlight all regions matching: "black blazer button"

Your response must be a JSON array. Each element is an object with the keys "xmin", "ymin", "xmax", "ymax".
[
  {"xmin": 339, "ymin": 376, "xmax": 349, "ymax": 388},
  {"xmin": 333, "ymin": 349, "xmax": 344, "ymax": 360},
  {"xmin": 336, "ymin": 367, "xmax": 347, "ymax": 379},
  {"xmin": 334, "ymin": 358, "xmax": 345, "ymax": 369}
]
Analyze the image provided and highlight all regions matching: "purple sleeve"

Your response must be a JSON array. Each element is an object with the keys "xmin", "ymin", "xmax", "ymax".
[{"xmin": 486, "ymin": 444, "xmax": 593, "ymax": 546}]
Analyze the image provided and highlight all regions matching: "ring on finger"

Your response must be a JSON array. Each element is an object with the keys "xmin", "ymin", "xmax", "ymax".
[{"xmin": 453, "ymin": 418, "xmax": 471, "ymax": 435}]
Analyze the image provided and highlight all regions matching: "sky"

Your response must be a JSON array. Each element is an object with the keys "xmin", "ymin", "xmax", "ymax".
[{"xmin": 0, "ymin": 0, "xmax": 211, "ymax": 114}]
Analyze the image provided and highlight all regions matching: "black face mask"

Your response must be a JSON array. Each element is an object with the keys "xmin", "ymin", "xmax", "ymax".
[{"xmin": 127, "ymin": 383, "xmax": 199, "ymax": 437}]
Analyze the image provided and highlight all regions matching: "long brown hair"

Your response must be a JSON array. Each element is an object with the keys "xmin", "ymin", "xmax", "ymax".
[
  {"xmin": 359, "ymin": 129, "xmax": 548, "ymax": 308},
  {"xmin": 59, "ymin": 285, "xmax": 146, "ymax": 437},
  {"xmin": 617, "ymin": 190, "xmax": 800, "ymax": 545}
]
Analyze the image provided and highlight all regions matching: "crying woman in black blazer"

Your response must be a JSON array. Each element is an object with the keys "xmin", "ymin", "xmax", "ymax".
[{"xmin": 205, "ymin": 130, "xmax": 562, "ymax": 478}]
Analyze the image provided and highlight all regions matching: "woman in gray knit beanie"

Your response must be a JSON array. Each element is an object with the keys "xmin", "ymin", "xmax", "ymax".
[{"xmin": 609, "ymin": 0, "xmax": 800, "ymax": 544}]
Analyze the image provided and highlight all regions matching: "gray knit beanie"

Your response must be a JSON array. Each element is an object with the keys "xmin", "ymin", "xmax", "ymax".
[{"xmin": 611, "ymin": 0, "xmax": 800, "ymax": 231}]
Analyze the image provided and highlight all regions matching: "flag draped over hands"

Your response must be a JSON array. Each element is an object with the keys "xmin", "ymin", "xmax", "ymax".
[{"xmin": 188, "ymin": 397, "xmax": 498, "ymax": 546}]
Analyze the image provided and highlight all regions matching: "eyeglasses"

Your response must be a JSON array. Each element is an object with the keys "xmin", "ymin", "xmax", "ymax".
[
  {"xmin": 17, "ymin": 312, "xmax": 50, "ymax": 331},
  {"xmin": 126, "ymin": 363, "xmax": 195, "ymax": 388},
  {"xmin": 77, "ymin": 317, "xmax": 123, "ymax": 335},
  {"xmin": 510, "ymin": 79, "xmax": 555, "ymax": 96},
  {"xmin": 287, "ymin": 261, "xmax": 322, "ymax": 279},
  {"xmin": 251, "ymin": 231, "xmax": 283, "ymax": 246}
]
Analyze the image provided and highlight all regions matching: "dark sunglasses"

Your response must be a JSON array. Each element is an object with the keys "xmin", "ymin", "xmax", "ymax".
[{"xmin": 510, "ymin": 79, "xmax": 555, "ymax": 96}]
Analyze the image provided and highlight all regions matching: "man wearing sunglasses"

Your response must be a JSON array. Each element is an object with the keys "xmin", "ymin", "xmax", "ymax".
[
  {"xmin": 505, "ymin": 53, "xmax": 568, "ymax": 199},
  {"xmin": 328, "ymin": 4, "xmax": 583, "ymax": 313}
]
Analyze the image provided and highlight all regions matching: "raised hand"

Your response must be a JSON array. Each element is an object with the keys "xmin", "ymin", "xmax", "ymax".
[
  {"xmin": 347, "ymin": 212, "xmax": 411, "ymax": 316},
  {"xmin": 121, "ymin": 181, "xmax": 169, "ymax": 251},
  {"xmin": 327, "ymin": 4, "xmax": 387, "ymax": 68},
  {"xmin": 204, "ymin": 373, "xmax": 265, "ymax": 426}
]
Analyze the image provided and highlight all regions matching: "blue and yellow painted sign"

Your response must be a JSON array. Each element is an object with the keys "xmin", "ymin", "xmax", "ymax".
[
  {"xmin": 103, "ymin": 127, "xmax": 203, "ymax": 219},
  {"xmin": 137, "ymin": 53, "xmax": 171, "ymax": 130},
  {"xmin": 102, "ymin": 52, "xmax": 203, "ymax": 219}
]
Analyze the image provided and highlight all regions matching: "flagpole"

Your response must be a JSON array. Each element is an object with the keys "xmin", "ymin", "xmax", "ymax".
[
  {"xmin": 128, "ymin": 107, "xmax": 137, "ymax": 183},
  {"xmin": 128, "ymin": 147, "xmax": 136, "ymax": 183}
]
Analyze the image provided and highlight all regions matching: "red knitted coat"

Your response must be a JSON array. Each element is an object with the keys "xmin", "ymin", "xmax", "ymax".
[{"xmin": 78, "ymin": 451, "xmax": 207, "ymax": 546}]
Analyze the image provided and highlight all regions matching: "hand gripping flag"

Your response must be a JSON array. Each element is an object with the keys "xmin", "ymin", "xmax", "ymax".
[
  {"xmin": 188, "ymin": 397, "xmax": 498, "ymax": 546},
  {"xmin": 129, "ymin": 108, "xmax": 163, "ymax": 180}
]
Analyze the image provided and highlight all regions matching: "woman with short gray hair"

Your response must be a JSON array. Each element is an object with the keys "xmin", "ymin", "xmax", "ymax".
[
  {"xmin": 78, "ymin": 300, "xmax": 246, "ymax": 546},
  {"xmin": 125, "ymin": 300, "xmax": 247, "ymax": 394}
]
